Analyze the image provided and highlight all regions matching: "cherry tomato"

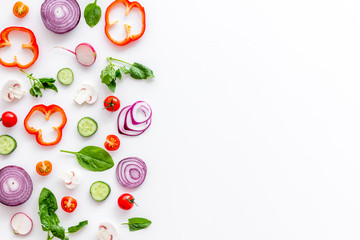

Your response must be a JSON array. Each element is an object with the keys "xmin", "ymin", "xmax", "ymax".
[
  {"xmin": 1, "ymin": 111, "xmax": 17, "ymax": 127},
  {"xmin": 104, "ymin": 135, "xmax": 120, "ymax": 151},
  {"xmin": 36, "ymin": 160, "xmax": 52, "ymax": 176},
  {"xmin": 104, "ymin": 96, "xmax": 120, "ymax": 112},
  {"xmin": 13, "ymin": 1, "xmax": 29, "ymax": 18},
  {"xmin": 61, "ymin": 196, "xmax": 77, "ymax": 213},
  {"xmin": 118, "ymin": 193, "xmax": 136, "ymax": 210}
]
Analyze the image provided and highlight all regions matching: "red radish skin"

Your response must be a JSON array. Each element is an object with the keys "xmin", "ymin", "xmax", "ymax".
[
  {"xmin": 10, "ymin": 212, "xmax": 33, "ymax": 235},
  {"xmin": 54, "ymin": 43, "xmax": 96, "ymax": 66}
]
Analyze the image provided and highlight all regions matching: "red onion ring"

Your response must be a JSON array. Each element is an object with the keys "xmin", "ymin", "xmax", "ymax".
[
  {"xmin": 117, "ymin": 101, "xmax": 152, "ymax": 136},
  {"xmin": 0, "ymin": 166, "xmax": 33, "ymax": 206},
  {"xmin": 116, "ymin": 157, "xmax": 147, "ymax": 188},
  {"xmin": 41, "ymin": 0, "xmax": 81, "ymax": 34}
]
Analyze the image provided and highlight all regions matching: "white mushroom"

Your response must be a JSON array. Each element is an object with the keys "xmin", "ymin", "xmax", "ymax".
[
  {"xmin": 96, "ymin": 222, "xmax": 119, "ymax": 240},
  {"xmin": 1, "ymin": 80, "xmax": 26, "ymax": 102},
  {"xmin": 73, "ymin": 82, "xmax": 97, "ymax": 105},
  {"xmin": 59, "ymin": 169, "xmax": 81, "ymax": 189}
]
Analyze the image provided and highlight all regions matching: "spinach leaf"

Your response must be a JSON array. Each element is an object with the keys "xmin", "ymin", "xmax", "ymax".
[
  {"xmin": 61, "ymin": 146, "xmax": 114, "ymax": 171},
  {"xmin": 68, "ymin": 220, "xmax": 88, "ymax": 233},
  {"xmin": 122, "ymin": 217, "xmax": 152, "ymax": 231},
  {"xmin": 129, "ymin": 63, "xmax": 154, "ymax": 79},
  {"xmin": 39, "ymin": 188, "xmax": 58, "ymax": 212},
  {"xmin": 84, "ymin": 0, "xmax": 101, "ymax": 27}
]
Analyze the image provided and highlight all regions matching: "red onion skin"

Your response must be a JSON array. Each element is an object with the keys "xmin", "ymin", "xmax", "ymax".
[
  {"xmin": 116, "ymin": 157, "xmax": 147, "ymax": 188},
  {"xmin": 41, "ymin": 0, "xmax": 81, "ymax": 34},
  {"xmin": 0, "ymin": 166, "xmax": 33, "ymax": 207}
]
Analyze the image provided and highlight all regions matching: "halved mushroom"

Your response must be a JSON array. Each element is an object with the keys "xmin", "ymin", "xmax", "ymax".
[
  {"xmin": 73, "ymin": 83, "xmax": 97, "ymax": 105},
  {"xmin": 96, "ymin": 222, "xmax": 119, "ymax": 240},
  {"xmin": 1, "ymin": 80, "xmax": 26, "ymax": 102},
  {"xmin": 59, "ymin": 169, "xmax": 81, "ymax": 189}
]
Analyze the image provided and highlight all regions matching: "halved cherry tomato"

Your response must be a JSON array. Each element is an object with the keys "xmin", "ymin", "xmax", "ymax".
[
  {"xmin": 61, "ymin": 196, "xmax": 77, "ymax": 213},
  {"xmin": 36, "ymin": 160, "xmax": 52, "ymax": 176},
  {"xmin": 104, "ymin": 96, "xmax": 120, "ymax": 112},
  {"xmin": 13, "ymin": 1, "xmax": 29, "ymax": 18},
  {"xmin": 118, "ymin": 193, "xmax": 136, "ymax": 210},
  {"xmin": 0, "ymin": 111, "xmax": 17, "ymax": 128},
  {"xmin": 104, "ymin": 134, "xmax": 120, "ymax": 151}
]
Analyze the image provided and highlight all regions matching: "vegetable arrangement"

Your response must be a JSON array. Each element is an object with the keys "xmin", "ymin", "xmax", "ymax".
[{"xmin": 0, "ymin": 0, "xmax": 154, "ymax": 239}]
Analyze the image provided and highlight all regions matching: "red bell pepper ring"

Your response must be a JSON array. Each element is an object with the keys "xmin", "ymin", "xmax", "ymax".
[
  {"xmin": 24, "ymin": 104, "xmax": 67, "ymax": 146},
  {"xmin": 0, "ymin": 26, "xmax": 39, "ymax": 69},
  {"xmin": 105, "ymin": 0, "xmax": 146, "ymax": 46}
]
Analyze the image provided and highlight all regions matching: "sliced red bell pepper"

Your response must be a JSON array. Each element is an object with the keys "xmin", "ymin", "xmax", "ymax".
[
  {"xmin": 24, "ymin": 104, "xmax": 67, "ymax": 146},
  {"xmin": 105, "ymin": 0, "xmax": 146, "ymax": 46},
  {"xmin": 0, "ymin": 26, "xmax": 39, "ymax": 69}
]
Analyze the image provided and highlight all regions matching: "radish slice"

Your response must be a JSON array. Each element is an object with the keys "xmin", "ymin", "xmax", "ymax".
[
  {"xmin": 1, "ymin": 80, "xmax": 26, "ymax": 102},
  {"xmin": 75, "ymin": 43, "xmax": 97, "ymax": 66},
  {"xmin": 54, "ymin": 43, "xmax": 96, "ymax": 66},
  {"xmin": 97, "ymin": 222, "xmax": 119, "ymax": 240},
  {"xmin": 59, "ymin": 169, "xmax": 81, "ymax": 189},
  {"xmin": 73, "ymin": 83, "xmax": 97, "ymax": 105},
  {"xmin": 10, "ymin": 212, "xmax": 33, "ymax": 235}
]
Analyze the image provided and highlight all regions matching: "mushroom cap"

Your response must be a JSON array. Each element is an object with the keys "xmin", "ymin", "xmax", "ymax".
[
  {"xmin": 1, "ymin": 79, "xmax": 24, "ymax": 102},
  {"xmin": 97, "ymin": 222, "xmax": 119, "ymax": 240}
]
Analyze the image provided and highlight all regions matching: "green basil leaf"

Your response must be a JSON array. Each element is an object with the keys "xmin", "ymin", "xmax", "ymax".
[
  {"xmin": 60, "ymin": 146, "xmax": 114, "ymax": 171},
  {"xmin": 100, "ymin": 64, "xmax": 116, "ymax": 85},
  {"xmin": 29, "ymin": 88, "xmax": 36, "ymax": 97},
  {"xmin": 107, "ymin": 79, "xmax": 117, "ymax": 92},
  {"xmin": 115, "ymin": 68, "xmax": 122, "ymax": 79},
  {"xmin": 68, "ymin": 220, "xmax": 88, "ymax": 233},
  {"xmin": 50, "ymin": 224, "xmax": 67, "ymax": 239},
  {"xmin": 39, "ymin": 188, "xmax": 58, "ymax": 211},
  {"xmin": 129, "ymin": 63, "xmax": 154, "ymax": 79},
  {"xmin": 42, "ymin": 82, "xmax": 58, "ymax": 92},
  {"xmin": 33, "ymin": 87, "xmax": 42, "ymax": 97},
  {"xmin": 39, "ymin": 78, "xmax": 56, "ymax": 83},
  {"xmin": 84, "ymin": 0, "xmax": 101, "ymax": 27},
  {"xmin": 120, "ymin": 66, "xmax": 130, "ymax": 74},
  {"xmin": 123, "ymin": 217, "xmax": 152, "ymax": 231}
]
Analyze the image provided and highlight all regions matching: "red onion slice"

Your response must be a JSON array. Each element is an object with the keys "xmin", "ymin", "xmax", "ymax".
[
  {"xmin": 130, "ymin": 101, "xmax": 152, "ymax": 125},
  {"xmin": 41, "ymin": 0, "xmax": 81, "ymax": 34},
  {"xmin": 116, "ymin": 157, "xmax": 147, "ymax": 188},
  {"xmin": 0, "ymin": 166, "xmax": 33, "ymax": 206},
  {"xmin": 117, "ymin": 101, "xmax": 152, "ymax": 136}
]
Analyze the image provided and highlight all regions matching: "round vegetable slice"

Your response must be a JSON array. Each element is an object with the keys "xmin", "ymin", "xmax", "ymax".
[
  {"xmin": 117, "ymin": 101, "xmax": 152, "ymax": 136},
  {"xmin": 0, "ymin": 135, "xmax": 17, "ymax": 155},
  {"xmin": 57, "ymin": 68, "xmax": 74, "ymax": 85},
  {"xmin": 0, "ymin": 166, "xmax": 33, "ymax": 206},
  {"xmin": 41, "ymin": 0, "xmax": 81, "ymax": 34},
  {"xmin": 13, "ymin": 1, "xmax": 29, "ymax": 18},
  {"xmin": 104, "ymin": 135, "xmax": 120, "ymax": 151},
  {"xmin": 90, "ymin": 181, "xmax": 111, "ymax": 201},
  {"xmin": 36, "ymin": 161, "xmax": 52, "ymax": 176},
  {"xmin": 116, "ymin": 157, "xmax": 147, "ymax": 188},
  {"xmin": 61, "ymin": 196, "xmax": 77, "ymax": 213},
  {"xmin": 77, "ymin": 117, "xmax": 97, "ymax": 137},
  {"xmin": 11, "ymin": 212, "xmax": 33, "ymax": 235}
]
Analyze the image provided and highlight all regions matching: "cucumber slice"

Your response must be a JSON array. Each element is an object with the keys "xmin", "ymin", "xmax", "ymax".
[
  {"xmin": 0, "ymin": 135, "xmax": 17, "ymax": 155},
  {"xmin": 90, "ymin": 181, "xmax": 111, "ymax": 201},
  {"xmin": 77, "ymin": 117, "xmax": 98, "ymax": 137},
  {"xmin": 57, "ymin": 68, "xmax": 74, "ymax": 85}
]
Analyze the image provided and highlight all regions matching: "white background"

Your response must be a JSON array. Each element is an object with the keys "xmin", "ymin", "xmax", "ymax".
[{"xmin": 0, "ymin": 0, "xmax": 360, "ymax": 239}]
